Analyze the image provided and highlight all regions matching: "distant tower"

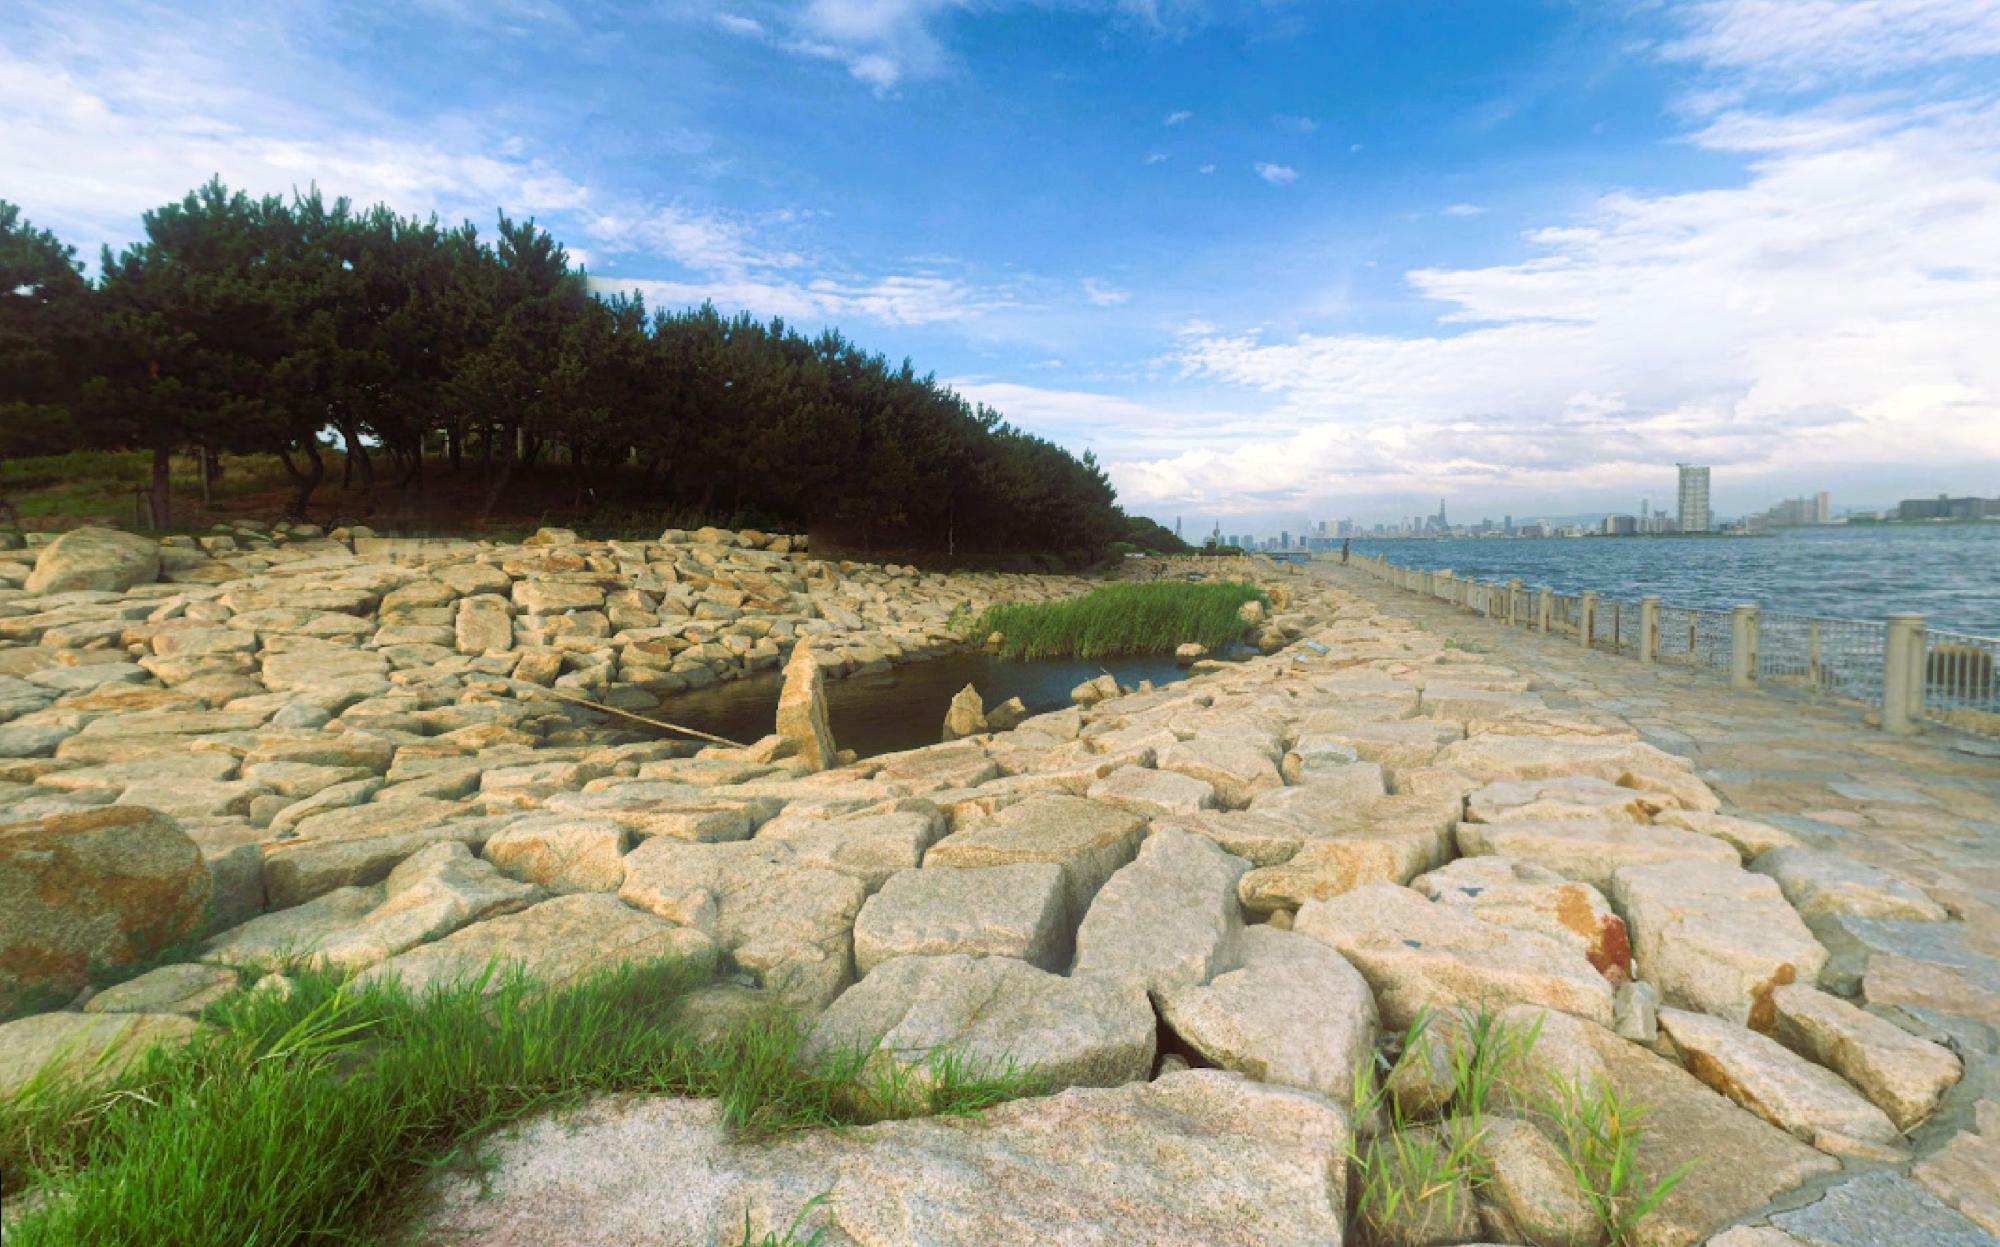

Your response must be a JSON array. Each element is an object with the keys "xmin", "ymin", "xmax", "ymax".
[
  {"xmin": 1438, "ymin": 498, "xmax": 1448, "ymax": 530},
  {"xmin": 1676, "ymin": 465, "xmax": 1711, "ymax": 533}
]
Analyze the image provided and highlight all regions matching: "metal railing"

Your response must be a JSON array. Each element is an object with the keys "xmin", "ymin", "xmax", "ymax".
[{"xmin": 1355, "ymin": 554, "xmax": 2000, "ymax": 738}]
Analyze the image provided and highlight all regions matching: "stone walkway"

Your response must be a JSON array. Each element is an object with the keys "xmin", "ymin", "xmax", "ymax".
[{"xmin": 1323, "ymin": 559, "xmax": 2000, "ymax": 1223}]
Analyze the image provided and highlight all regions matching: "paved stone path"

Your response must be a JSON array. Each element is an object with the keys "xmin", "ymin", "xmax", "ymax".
[{"xmin": 1323, "ymin": 560, "xmax": 2000, "ymax": 1203}]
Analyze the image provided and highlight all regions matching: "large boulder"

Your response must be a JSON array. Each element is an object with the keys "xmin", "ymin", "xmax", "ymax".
[
  {"xmin": 1612, "ymin": 859, "xmax": 1828, "ymax": 1032},
  {"xmin": 853, "ymin": 864, "xmax": 1068, "ymax": 973},
  {"xmin": 0, "ymin": 1010, "xmax": 199, "ymax": 1098},
  {"xmin": 1413, "ymin": 855, "xmax": 1631, "ymax": 984},
  {"xmin": 202, "ymin": 842, "xmax": 541, "ymax": 973},
  {"xmin": 1158, "ymin": 924, "xmax": 1378, "ymax": 1106},
  {"xmin": 925, "ymin": 795, "xmax": 1147, "ymax": 929},
  {"xmin": 1295, "ymin": 882, "xmax": 1615, "ymax": 1028},
  {"xmin": 1071, "ymin": 827, "xmax": 1247, "ymax": 995},
  {"xmin": 1658, "ymin": 1006, "xmax": 1899, "ymax": 1149},
  {"xmin": 619, "ymin": 838, "xmax": 865, "ymax": 1010},
  {"xmin": 357, "ymin": 893, "xmax": 717, "ymax": 996},
  {"xmin": 939, "ymin": 683, "xmax": 987, "ymax": 742},
  {"xmin": 806, "ymin": 953, "xmax": 1155, "ymax": 1094},
  {"xmin": 405, "ymin": 1070, "xmax": 1350, "ymax": 1246},
  {"xmin": 25, "ymin": 526, "xmax": 160, "ymax": 594},
  {"xmin": 1, "ymin": 806, "xmax": 210, "ymax": 1017},
  {"xmin": 1769, "ymin": 982, "xmax": 1961, "ymax": 1130}
]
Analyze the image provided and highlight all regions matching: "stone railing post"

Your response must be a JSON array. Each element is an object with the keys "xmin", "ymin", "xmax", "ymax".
[
  {"xmin": 1507, "ymin": 579, "xmax": 1522, "ymax": 626},
  {"xmin": 1730, "ymin": 604, "xmax": 1760, "ymax": 688},
  {"xmin": 1538, "ymin": 587, "xmax": 1553, "ymax": 632},
  {"xmin": 1437, "ymin": 570, "xmax": 1453, "ymax": 604},
  {"xmin": 1639, "ymin": 597, "xmax": 1660, "ymax": 665},
  {"xmin": 1579, "ymin": 591, "xmax": 1598, "ymax": 649},
  {"xmin": 1883, "ymin": 613, "xmax": 1927, "ymax": 734}
]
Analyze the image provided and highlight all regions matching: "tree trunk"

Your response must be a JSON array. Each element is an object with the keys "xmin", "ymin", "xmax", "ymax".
[
  {"xmin": 278, "ymin": 440, "xmax": 326, "ymax": 520},
  {"xmin": 447, "ymin": 419, "xmax": 463, "ymax": 473},
  {"xmin": 149, "ymin": 442, "xmax": 172, "ymax": 530}
]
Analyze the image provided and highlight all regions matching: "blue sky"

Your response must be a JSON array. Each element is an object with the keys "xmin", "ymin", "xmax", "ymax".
[{"xmin": 6, "ymin": 0, "xmax": 2000, "ymax": 533}]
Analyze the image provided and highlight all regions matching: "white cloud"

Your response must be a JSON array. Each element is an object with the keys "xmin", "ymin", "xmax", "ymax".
[
  {"xmin": 1082, "ymin": 277, "xmax": 1130, "ymax": 306},
  {"xmin": 714, "ymin": 12, "xmax": 766, "ymax": 37},
  {"xmin": 1273, "ymin": 113, "xmax": 1317, "ymax": 133},
  {"xmin": 1441, "ymin": 202, "xmax": 1486, "ymax": 216},
  {"xmin": 1255, "ymin": 162, "xmax": 1299, "ymax": 185},
  {"xmin": 1163, "ymin": 109, "xmax": 1193, "ymax": 126},
  {"xmin": 1663, "ymin": 0, "xmax": 2000, "ymax": 87},
  {"xmin": 603, "ymin": 272, "xmax": 1013, "ymax": 326},
  {"xmin": 1198, "ymin": 163, "xmax": 1216, "ymax": 174},
  {"xmin": 1110, "ymin": 93, "xmax": 2000, "ymax": 511},
  {"xmin": 1144, "ymin": 152, "xmax": 1169, "ymax": 165}
]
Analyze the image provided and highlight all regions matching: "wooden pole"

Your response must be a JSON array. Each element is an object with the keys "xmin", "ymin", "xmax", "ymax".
[{"xmin": 514, "ymin": 684, "xmax": 748, "ymax": 748}]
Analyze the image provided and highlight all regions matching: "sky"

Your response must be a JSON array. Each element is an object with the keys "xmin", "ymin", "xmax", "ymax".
[{"xmin": 5, "ymin": 0, "xmax": 2000, "ymax": 533}]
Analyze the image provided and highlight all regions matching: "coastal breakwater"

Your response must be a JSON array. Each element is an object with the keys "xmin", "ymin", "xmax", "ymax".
[{"xmin": 1, "ymin": 530, "xmax": 1996, "ymax": 1244}]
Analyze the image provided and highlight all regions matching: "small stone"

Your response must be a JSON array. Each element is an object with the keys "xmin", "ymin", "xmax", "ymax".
[
  {"xmin": 1614, "ymin": 979, "xmax": 1660, "ymax": 1043},
  {"xmin": 940, "ymin": 683, "xmax": 987, "ymax": 742}
]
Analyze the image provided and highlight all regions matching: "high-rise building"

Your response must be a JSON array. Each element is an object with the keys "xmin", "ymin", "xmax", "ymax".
[
  {"xmin": 1815, "ymin": 491, "xmax": 1831, "ymax": 524},
  {"xmin": 1437, "ymin": 499, "xmax": 1448, "ymax": 531},
  {"xmin": 1677, "ymin": 464, "xmax": 1711, "ymax": 533}
]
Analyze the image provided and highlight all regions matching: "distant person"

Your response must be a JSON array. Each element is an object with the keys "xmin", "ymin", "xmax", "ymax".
[{"xmin": 1340, "ymin": 538, "xmax": 1350, "ymax": 564}]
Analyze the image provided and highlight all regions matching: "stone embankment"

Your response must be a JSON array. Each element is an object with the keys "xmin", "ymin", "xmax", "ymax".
[{"xmin": 2, "ymin": 531, "xmax": 1996, "ymax": 1246}]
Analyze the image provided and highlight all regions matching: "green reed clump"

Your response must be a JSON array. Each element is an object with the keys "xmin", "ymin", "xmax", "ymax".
[
  {"xmin": 2, "ymin": 960, "xmax": 1043, "ymax": 1247},
  {"xmin": 973, "ymin": 581, "xmax": 1269, "ymax": 660}
]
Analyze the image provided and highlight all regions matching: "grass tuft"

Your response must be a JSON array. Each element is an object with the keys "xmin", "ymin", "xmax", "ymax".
[
  {"xmin": 973, "ymin": 581, "xmax": 1268, "ymax": 660},
  {"xmin": 1, "ymin": 960, "xmax": 1043, "ymax": 1246}
]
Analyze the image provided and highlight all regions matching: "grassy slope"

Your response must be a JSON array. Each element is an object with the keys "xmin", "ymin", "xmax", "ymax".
[
  {"xmin": 1, "ymin": 962, "xmax": 1042, "ymax": 1246},
  {"xmin": 973, "ymin": 581, "xmax": 1269, "ymax": 660}
]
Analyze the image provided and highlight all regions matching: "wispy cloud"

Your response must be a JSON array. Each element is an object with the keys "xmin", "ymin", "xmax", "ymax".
[
  {"xmin": 1272, "ymin": 113, "xmax": 1317, "ymax": 133},
  {"xmin": 1163, "ymin": 109, "xmax": 1193, "ymax": 126},
  {"xmin": 1662, "ymin": 0, "xmax": 2000, "ymax": 88},
  {"xmin": 1255, "ymin": 162, "xmax": 1299, "ymax": 185},
  {"xmin": 1198, "ymin": 163, "xmax": 1216, "ymax": 174},
  {"xmin": 1144, "ymin": 152, "xmax": 1169, "ymax": 165},
  {"xmin": 1082, "ymin": 277, "xmax": 1131, "ymax": 306},
  {"xmin": 1111, "ymin": 94, "xmax": 2000, "ymax": 510},
  {"xmin": 1441, "ymin": 202, "xmax": 1486, "ymax": 217}
]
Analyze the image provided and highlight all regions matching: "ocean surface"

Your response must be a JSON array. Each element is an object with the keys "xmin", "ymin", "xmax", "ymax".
[{"xmin": 1348, "ymin": 524, "xmax": 2000, "ymax": 637}]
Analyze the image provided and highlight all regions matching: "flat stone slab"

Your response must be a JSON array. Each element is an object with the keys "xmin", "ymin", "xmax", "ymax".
[
  {"xmin": 1295, "ymin": 881, "xmax": 1615, "ymax": 1028},
  {"xmin": 1752, "ymin": 846, "xmax": 1949, "ymax": 922},
  {"xmin": 1158, "ymin": 924, "xmax": 1378, "ymax": 1106},
  {"xmin": 1613, "ymin": 859, "xmax": 1829, "ymax": 1031},
  {"xmin": 808, "ymin": 953, "xmax": 1155, "ymax": 1093},
  {"xmin": 1071, "ymin": 827, "xmax": 1247, "ymax": 994},
  {"xmin": 852, "ymin": 864, "xmax": 1068, "ymax": 973},
  {"xmin": 1084, "ymin": 765, "xmax": 1217, "ymax": 818},
  {"xmin": 1412, "ymin": 855, "xmax": 1631, "ymax": 983},
  {"xmin": 1658, "ymin": 1006, "xmax": 1899, "ymax": 1149},
  {"xmin": 619, "ymin": 838, "xmax": 865, "ymax": 1010},
  {"xmin": 1465, "ymin": 774, "xmax": 1675, "ymax": 824},
  {"xmin": 755, "ymin": 808, "xmax": 946, "ymax": 892},
  {"xmin": 1580, "ymin": 1023, "xmax": 1839, "ymax": 1247},
  {"xmin": 924, "ymin": 794, "xmax": 1147, "ymax": 928},
  {"xmin": 405, "ymin": 1070, "xmax": 1350, "ymax": 1247},
  {"xmin": 1771, "ymin": 982, "xmax": 1961, "ymax": 1130},
  {"xmin": 1456, "ymin": 816, "xmax": 1739, "ymax": 892},
  {"xmin": 1156, "ymin": 737, "xmax": 1284, "ymax": 810},
  {"xmin": 83, "ymin": 962, "xmax": 239, "ymax": 1016},
  {"xmin": 357, "ymin": 893, "xmax": 718, "ymax": 995}
]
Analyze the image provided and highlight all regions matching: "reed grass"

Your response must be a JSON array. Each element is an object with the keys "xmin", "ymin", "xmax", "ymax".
[
  {"xmin": 1, "ymin": 961, "xmax": 1043, "ymax": 1246},
  {"xmin": 973, "ymin": 581, "xmax": 1268, "ymax": 660}
]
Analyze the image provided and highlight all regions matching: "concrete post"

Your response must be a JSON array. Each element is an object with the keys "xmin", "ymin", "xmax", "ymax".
[
  {"xmin": 1579, "ymin": 591, "xmax": 1598, "ymax": 649},
  {"xmin": 1639, "ymin": 597, "xmax": 1660, "ymax": 665},
  {"xmin": 1730, "ymin": 604, "xmax": 1760, "ymax": 688},
  {"xmin": 1883, "ymin": 613, "xmax": 1927, "ymax": 734},
  {"xmin": 1538, "ymin": 587, "xmax": 1553, "ymax": 632},
  {"xmin": 1438, "ymin": 570, "xmax": 1454, "ymax": 604},
  {"xmin": 1507, "ymin": 578, "xmax": 1522, "ymax": 626}
]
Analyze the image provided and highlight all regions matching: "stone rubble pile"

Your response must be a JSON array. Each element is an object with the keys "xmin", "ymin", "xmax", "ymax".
[{"xmin": 1, "ymin": 537, "xmax": 1994, "ymax": 1247}]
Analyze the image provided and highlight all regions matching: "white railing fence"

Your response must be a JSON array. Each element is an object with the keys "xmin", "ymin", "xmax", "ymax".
[{"xmin": 1354, "ymin": 554, "xmax": 2000, "ymax": 738}]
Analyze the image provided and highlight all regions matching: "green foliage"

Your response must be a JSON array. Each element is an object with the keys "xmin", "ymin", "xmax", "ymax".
[
  {"xmin": 1349, "ymin": 1007, "xmax": 1690, "ymax": 1247},
  {"xmin": 739, "ymin": 1195, "xmax": 832, "ymax": 1247},
  {"xmin": 1539, "ymin": 1071, "xmax": 1695, "ymax": 1246},
  {"xmin": 974, "ymin": 581, "xmax": 1268, "ymax": 660},
  {"xmin": 0, "ymin": 190, "xmax": 1132, "ymax": 552},
  {"xmin": 1, "ymin": 960, "xmax": 1043, "ymax": 1247}
]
